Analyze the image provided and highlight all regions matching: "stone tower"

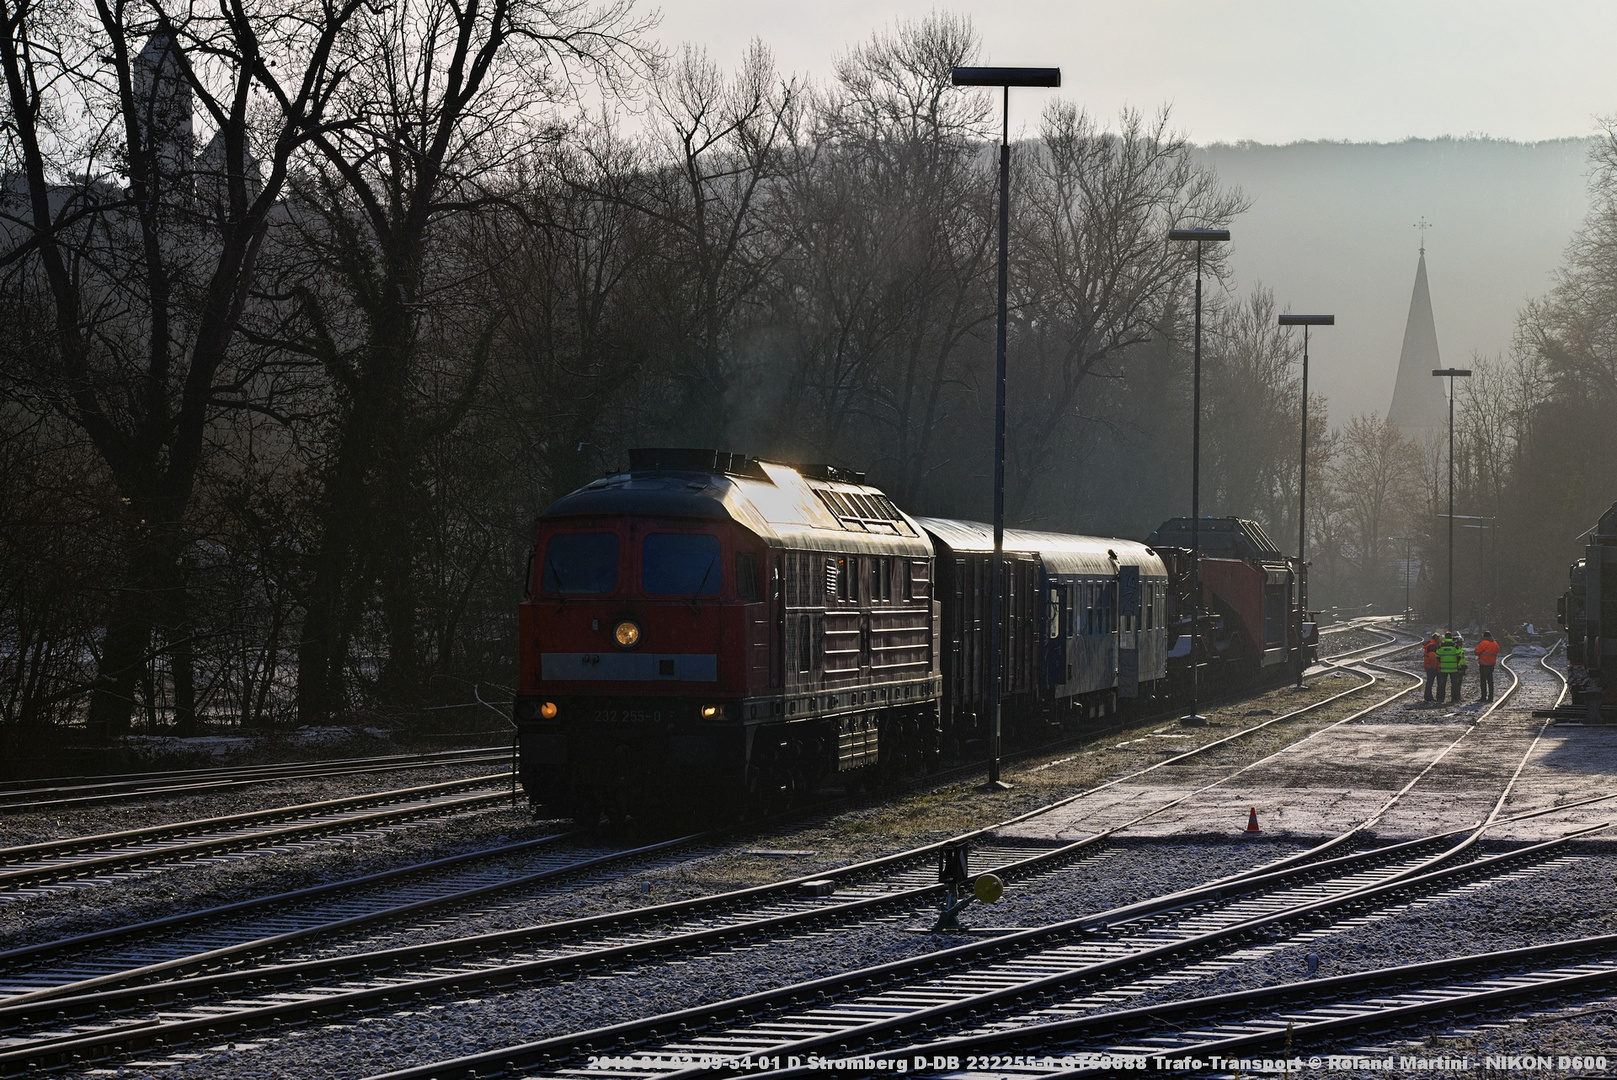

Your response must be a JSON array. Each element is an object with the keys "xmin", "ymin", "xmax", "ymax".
[
  {"xmin": 131, "ymin": 27, "xmax": 193, "ymax": 185},
  {"xmin": 1385, "ymin": 248, "xmax": 1451, "ymax": 445}
]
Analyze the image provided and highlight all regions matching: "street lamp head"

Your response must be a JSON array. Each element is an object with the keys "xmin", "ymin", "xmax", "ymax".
[
  {"xmin": 951, "ymin": 67, "xmax": 1061, "ymax": 87},
  {"xmin": 1279, "ymin": 315, "xmax": 1335, "ymax": 326},
  {"xmin": 1431, "ymin": 368, "xmax": 1473, "ymax": 377},
  {"xmin": 1169, "ymin": 228, "xmax": 1231, "ymax": 242}
]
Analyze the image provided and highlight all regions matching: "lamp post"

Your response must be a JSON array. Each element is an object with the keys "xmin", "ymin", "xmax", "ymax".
[
  {"xmin": 1432, "ymin": 367, "xmax": 1472, "ymax": 629},
  {"xmin": 1168, "ymin": 228, "xmax": 1230, "ymax": 724},
  {"xmin": 1278, "ymin": 314, "xmax": 1333, "ymax": 688},
  {"xmin": 951, "ymin": 65, "xmax": 1060, "ymax": 791}
]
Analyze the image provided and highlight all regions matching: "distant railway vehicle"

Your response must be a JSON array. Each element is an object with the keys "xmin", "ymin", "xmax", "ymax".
[
  {"xmin": 1558, "ymin": 500, "xmax": 1617, "ymax": 716},
  {"xmin": 1147, "ymin": 516, "xmax": 1316, "ymax": 684},
  {"xmin": 516, "ymin": 449, "xmax": 1311, "ymax": 823}
]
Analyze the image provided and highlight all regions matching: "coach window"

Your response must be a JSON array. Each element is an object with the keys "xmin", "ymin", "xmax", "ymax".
[
  {"xmin": 541, "ymin": 533, "xmax": 619, "ymax": 595},
  {"xmin": 643, "ymin": 534, "xmax": 722, "ymax": 595}
]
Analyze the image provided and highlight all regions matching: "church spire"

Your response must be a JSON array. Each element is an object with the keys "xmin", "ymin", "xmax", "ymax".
[{"xmin": 1385, "ymin": 246, "xmax": 1450, "ymax": 445}]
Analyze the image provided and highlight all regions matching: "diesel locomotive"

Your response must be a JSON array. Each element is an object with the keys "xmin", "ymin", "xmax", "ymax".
[
  {"xmin": 515, "ymin": 449, "xmax": 1312, "ymax": 823},
  {"xmin": 1558, "ymin": 500, "xmax": 1617, "ymax": 717}
]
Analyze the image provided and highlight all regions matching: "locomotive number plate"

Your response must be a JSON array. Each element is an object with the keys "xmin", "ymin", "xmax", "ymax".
[{"xmin": 593, "ymin": 709, "xmax": 664, "ymax": 724}]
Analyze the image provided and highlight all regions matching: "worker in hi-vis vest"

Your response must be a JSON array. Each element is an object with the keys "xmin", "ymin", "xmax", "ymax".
[
  {"xmin": 1475, "ymin": 631, "xmax": 1500, "ymax": 702},
  {"xmin": 1435, "ymin": 634, "xmax": 1463, "ymax": 704},
  {"xmin": 1423, "ymin": 634, "xmax": 1440, "ymax": 702}
]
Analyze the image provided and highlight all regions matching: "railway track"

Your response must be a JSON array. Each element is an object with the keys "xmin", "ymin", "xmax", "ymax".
[
  {"xmin": 0, "ymin": 630, "xmax": 1406, "ymax": 978},
  {"xmin": 0, "ymin": 635, "xmax": 1460, "ymax": 1072},
  {"xmin": 0, "ymin": 831, "xmax": 702, "ymax": 998},
  {"xmin": 0, "ymin": 823, "xmax": 1459, "ymax": 1073},
  {"xmin": 589, "ymin": 644, "xmax": 1592, "ymax": 1080},
  {"xmin": 321, "ymin": 641, "xmax": 1586, "ymax": 1080},
  {"xmin": 0, "ymin": 629, "xmax": 1419, "ymax": 1074},
  {"xmin": 752, "ymin": 935, "xmax": 1617, "ymax": 1075},
  {"xmin": 0, "ymin": 773, "xmax": 516, "ymax": 896},
  {"xmin": 0, "ymin": 745, "xmax": 513, "ymax": 813},
  {"xmin": 354, "ymin": 819, "xmax": 1606, "ymax": 1080}
]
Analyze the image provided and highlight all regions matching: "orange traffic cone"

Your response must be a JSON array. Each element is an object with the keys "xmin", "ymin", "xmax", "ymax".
[{"xmin": 1244, "ymin": 807, "xmax": 1263, "ymax": 834}]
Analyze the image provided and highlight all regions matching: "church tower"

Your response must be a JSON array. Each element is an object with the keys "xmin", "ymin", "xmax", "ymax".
[{"xmin": 1385, "ymin": 241, "xmax": 1451, "ymax": 445}]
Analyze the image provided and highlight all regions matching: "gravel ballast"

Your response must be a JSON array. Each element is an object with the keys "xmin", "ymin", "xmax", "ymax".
[
  {"xmin": 0, "ymin": 761, "xmax": 515, "ymax": 848},
  {"xmin": 58, "ymin": 839, "xmax": 1617, "ymax": 1080},
  {"xmin": 68, "ymin": 837, "xmax": 1306, "ymax": 1080}
]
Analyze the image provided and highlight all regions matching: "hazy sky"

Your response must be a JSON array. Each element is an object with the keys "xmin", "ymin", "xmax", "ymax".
[
  {"xmin": 651, "ymin": 1, "xmax": 1617, "ymax": 144},
  {"xmin": 648, "ymin": 2, "xmax": 1613, "ymax": 423}
]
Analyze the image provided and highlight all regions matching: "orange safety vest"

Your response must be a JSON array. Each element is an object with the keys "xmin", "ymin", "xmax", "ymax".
[
  {"xmin": 1424, "ymin": 639, "xmax": 1440, "ymax": 670},
  {"xmin": 1475, "ymin": 638, "xmax": 1499, "ymax": 666}
]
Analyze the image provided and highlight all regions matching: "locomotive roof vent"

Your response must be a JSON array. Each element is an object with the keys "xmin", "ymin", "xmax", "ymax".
[
  {"xmin": 794, "ymin": 462, "xmax": 867, "ymax": 484},
  {"xmin": 627, "ymin": 447, "xmax": 767, "ymax": 479},
  {"xmin": 625, "ymin": 447, "xmax": 866, "ymax": 485}
]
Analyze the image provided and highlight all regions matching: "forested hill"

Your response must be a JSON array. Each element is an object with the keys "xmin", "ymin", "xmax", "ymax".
[{"xmin": 1193, "ymin": 136, "xmax": 1593, "ymax": 423}]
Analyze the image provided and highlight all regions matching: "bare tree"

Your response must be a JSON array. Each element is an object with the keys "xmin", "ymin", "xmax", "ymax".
[
  {"xmin": 287, "ymin": 0, "xmax": 650, "ymax": 719},
  {"xmin": 629, "ymin": 41, "xmax": 800, "ymax": 444},
  {"xmin": 493, "ymin": 129, "xmax": 663, "ymax": 499},
  {"xmin": 1202, "ymin": 288, "xmax": 1301, "ymax": 538},
  {"xmin": 1005, "ymin": 105, "xmax": 1245, "ymax": 519},
  {"xmin": 0, "ymin": 0, "xmax": 365, "ymax": 735},
  {"xmin": 772, "ymin": 13, "xmax": 995, "ymax": 502},
  {"xmin": 1330, "ymin": 413, "xmax": 1423, "ymax": 606}
]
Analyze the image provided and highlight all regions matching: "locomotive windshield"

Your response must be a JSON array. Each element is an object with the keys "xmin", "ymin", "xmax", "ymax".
[
  {"xmin": 643, "ymin": 533, "xmax": 722, "ymax": 595},
  {"xmin": 541, "ymin": 533, "xmax": 619, "ymax": 594}
]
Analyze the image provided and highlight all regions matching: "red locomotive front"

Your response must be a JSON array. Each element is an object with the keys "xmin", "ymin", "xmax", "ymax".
[{"xmin": 516, "ymin": 449, "xmax": 940, "ymax": 824}]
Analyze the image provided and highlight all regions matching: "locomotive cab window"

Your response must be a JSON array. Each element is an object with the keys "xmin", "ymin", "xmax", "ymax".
[
  {"xmin": 834, "ymin": 557, "xmax": 857, "ymax": 603},
  {"xmin": 643, "ymin": 534, "xmax": 722, "ymax": 595},
  {"xmin": 736, "ymin": 551, "xmax": 760, "ymax": 600},
  {"xmin": 541, "ymin": 533, "xmax": 620, "ymax": 595}
]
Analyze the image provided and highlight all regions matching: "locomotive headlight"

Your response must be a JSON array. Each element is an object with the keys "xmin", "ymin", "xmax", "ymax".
[
  {"xmin": 613, "ymin": 620, "xmax": 641, "ymax": 648},
  {"xmin": 539, "ymin": 701, "xmax": 558, "ymax": 720},
  {"xmin": 700, "ymin": 704, "xmax": 724, "ymax": 719}
]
